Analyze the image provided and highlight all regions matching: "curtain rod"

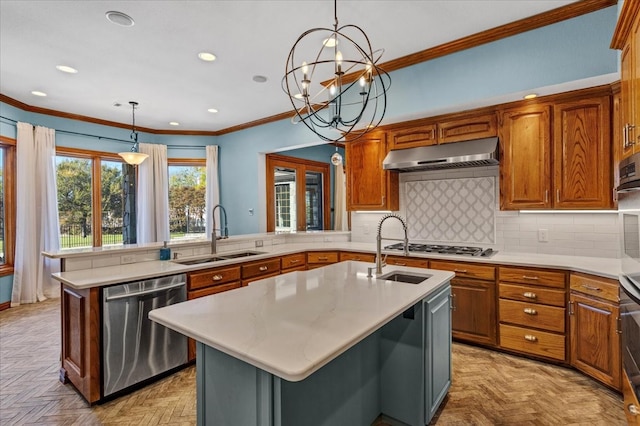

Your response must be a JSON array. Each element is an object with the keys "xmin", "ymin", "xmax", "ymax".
[{"xmin": 0, "ymin": 115, "xmax": 207, "ymax": 149}]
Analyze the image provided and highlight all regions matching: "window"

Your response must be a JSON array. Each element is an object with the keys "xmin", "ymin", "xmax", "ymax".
[
  {"xmin": 0, "ymin": 137, "xmax": 16, "ymax": 272},
  {"xmin": 56, "ymin": 148, "xmax": 124, "ymax": 249},
  {"xmin": 168, "ymin": 160, "xmax": 206, "ymax": 240}
]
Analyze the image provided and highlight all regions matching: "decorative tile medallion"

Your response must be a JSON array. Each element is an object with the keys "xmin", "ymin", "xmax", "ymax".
[{"xmin": 406, "ymin": 177, "xmax": 495, "ymax": 244}]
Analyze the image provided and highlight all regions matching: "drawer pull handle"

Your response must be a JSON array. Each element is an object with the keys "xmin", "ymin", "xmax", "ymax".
[
  {"xmin": 212, "ymin": 274, "xmax": 223, "ymax": 281},
  {"xmin": 523, "ymin": 292, "xmax": 537, "ymax": 299},
  {"xmin": 454, "ymin": 269, "xmax": 468, "ymax": 273},
  {"xmin": 524, "ymin": 335, "xmax": 538, "ymax": 342},
  {"xmin": 318, "ymin": 257, "xmax": 328, "ymax": 261},
  {"xmin": 289, "ymin": 259, "xmax": 300, "ymax": 264},
  {"xmin": 629, "ymin": 404, "xmax": 639, "ymax": 416},
  {"xmin": 259, "ymin": 266, "xmax": 268, "ymax": 271},
  {"xmin": 395, "ymin": 262, "xmax": 407, "ymax": 266},
  {"xmin": 581, "ymin": 284, "xmax": 601, "ymax": 292},
  {"xmin": 523, "ymin": 308, "xmax": 537, "ymax": 315},
  {"xmin": 523, "ymin": 275, "xmax": 539, "ymax": 280}
]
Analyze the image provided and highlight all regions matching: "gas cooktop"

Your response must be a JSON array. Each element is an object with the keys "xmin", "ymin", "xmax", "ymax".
[{"xmin": 384, "ymin": 243, "xmax": 496, "ymax": 257}]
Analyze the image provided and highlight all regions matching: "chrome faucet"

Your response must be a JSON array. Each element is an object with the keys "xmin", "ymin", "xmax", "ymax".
[
  {"xmin": 211, "ymin": 204, "xmax": 229, "ymax": 254},
  {"xmin": 375, "ymin": 214, "xmax": 409, "ymax": 275}
]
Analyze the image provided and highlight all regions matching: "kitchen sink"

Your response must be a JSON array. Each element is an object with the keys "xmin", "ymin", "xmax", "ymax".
[
  {"xmin": 218, "ymin": 251, "xmax": 265, "ymax": 259},
  {"xmin": 172, "ymin": 256, "xmax": 227, "ymax": 265},
  {"xmin": 376, "ymin": 271, "xmax": 432, "ymax": 284}
]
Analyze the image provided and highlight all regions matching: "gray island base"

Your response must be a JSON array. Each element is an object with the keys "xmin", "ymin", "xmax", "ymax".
[{"xmin": 149, "ymin": 262, "xmax": 453, "ymax": 426}]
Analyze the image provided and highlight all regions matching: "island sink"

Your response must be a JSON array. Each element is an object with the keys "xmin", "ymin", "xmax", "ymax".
[{"xmin": 377, "ymin": 271, "xmax": 432, "ymax": 284}]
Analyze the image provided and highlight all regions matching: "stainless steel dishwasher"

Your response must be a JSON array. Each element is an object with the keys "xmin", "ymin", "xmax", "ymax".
[{"xmin": 102, "ymin": 274, "xmax": 188, "ymax": 397}]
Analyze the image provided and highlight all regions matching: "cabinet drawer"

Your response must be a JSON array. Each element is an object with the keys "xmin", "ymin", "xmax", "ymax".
[
  {"xmin": 339, "ymin": 252, "xmax": 376, "ymax": 262},
  {"xmin": 570, "ymin": 273, "xmax": 618, "ymax": 303},
  {"xmin": 188, "ymin": 281, "xmax": 241, "ymax": 299},
  {"xmin": 188, "ymin": 266, "xmax": 241, "ymax": 291},
  {"xmin": 499, "ymin": 267, "xmax": 565, "ymax": 289},
  {"xmin": 438, "ymin": 112, "xmax": 497, "ymax": 144},
  {"xmin": 386, "ymin": 256, "xmax": 429, "ymax": 268},
  {"xmin": 430, "ymin": 260, "xmax": 495, "ymax": 280},
  {"xmin": 499, "ymin": 283, "xmax": 566, "ymax": 307},
  {"xmin": 242, "ymin": 258, "xmax": 281, "ymax": 280},
  {"xmin": 499, "ymin": 324, "xmax": 565, "ymax": 361},
  {"xmin": 499, "ymin": 299, "xmax": 565, "ymax": 333},
  {"xmin": 307, "ymin": 251, "xmax": 339, "ymax": 264},
  {"xmin": 281, "ymin": 253, "xmax": 306, "ymax": 271}
]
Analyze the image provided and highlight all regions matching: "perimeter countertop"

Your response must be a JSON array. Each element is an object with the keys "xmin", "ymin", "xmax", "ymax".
[
  {"xmin": 51, "ymin": 241, "xmax": 622, "ymax": 289},
  {"xmin": 149, "ymin": 261, "xmax": 454, "ymax": 381}
]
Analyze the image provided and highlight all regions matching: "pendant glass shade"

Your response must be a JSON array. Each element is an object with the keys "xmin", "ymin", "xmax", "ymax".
[
  {"xmin": 118, "ymin": 101, "xmax": 148, "ymax": 165},
  {"xmin": 282, "ymin": 0, "xmax": 390, "ymax": 143}
]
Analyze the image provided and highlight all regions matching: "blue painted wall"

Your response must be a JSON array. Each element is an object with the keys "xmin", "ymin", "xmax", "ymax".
[{"xmin": 0, "ymin": 5, "xmax": 619, "ymax": 302}]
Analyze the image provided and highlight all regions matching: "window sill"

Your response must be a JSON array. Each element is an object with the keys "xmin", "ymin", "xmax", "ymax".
[{"xmin": 0, "ymin": 265, "xmax": 15, "ymax": 277}]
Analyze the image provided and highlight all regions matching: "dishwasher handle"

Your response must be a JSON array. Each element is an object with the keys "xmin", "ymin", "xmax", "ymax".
[{"xmin": 105, "ymin": 281, "xmax": 185, "ymax": 302}]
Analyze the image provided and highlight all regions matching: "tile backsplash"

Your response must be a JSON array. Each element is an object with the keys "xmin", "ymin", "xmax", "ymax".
[{"xmin": 350, "ymin": 166, "xmax": 620, "ymax": 259}]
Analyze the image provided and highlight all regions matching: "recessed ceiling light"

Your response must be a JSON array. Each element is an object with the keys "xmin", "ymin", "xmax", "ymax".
[
  {"xmin": 207, "ymin": 108, "xmax": 218, "ymax": 113},
  {"xmin": 323, "ymin": 38, "xmax": 338, "ymax": 48},
  {"xmin": 31, "ymin": 91, "xmax": 47, "ymax": 97},
  {"xmin": 198, "ymin": 52, "xmax": 217, "ymax": 62},
  {"xmin": 56, "ymin": 65, "xmax": 78, "ymax": 74},
  {"xmin": 169, "ymin": 122, "xmax": 180, "ymax": 126},
  {"xmin": 105, "ymin": 11, "xmax": 135, "ymax": 27},
  {"xmin": 523, "ymin": 93, "xmax": 538, "ymax": 100},
  {"xmin": 253, "ymin": 75, "xmax": 267, "ymax": 83}
]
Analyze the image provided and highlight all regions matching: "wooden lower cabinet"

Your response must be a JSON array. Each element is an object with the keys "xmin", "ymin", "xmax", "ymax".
[
  {"xmin": 307, "ymin": 251, "xmax": 339, "ymax": 269},
  {"xmin": 281, "ymin": 253, "xmax": 307, "ymax": 272},
  {"xmin": 498, "ymin": 266, "xmax": 567, "ymax": 362},
  {"xmin": 385, "ymin": 255, "xmax": 429, "ymax": 268},
  {"xmin": 241, "ymin": 258, "xmax": 281, "ymax": 286},
  {"xmin": 569, "ymin": 273, "xmax": 621, "ymax": 390},
  {"xmin": 60, "ymin": 285, "xmax": 101, "ymax": 404},
  {"xmin": 339, "ymin": 251, "xmax": 376, "ymax": 263},
  {"xmin": 430, "ymin": 261, "xmax": 496, "ymax": 346},
  {"xmin": 623, "ymin": 370, "xmax": 640, "ymax": 424}
]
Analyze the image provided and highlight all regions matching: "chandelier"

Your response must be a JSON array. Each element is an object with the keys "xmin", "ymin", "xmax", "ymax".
[
  {"xmin": 118, "ymin": 101, "xmax": 148, "ymax": 166},
  {"xmin": 282, "ymin": 0, "xmax": 390, "ymax": 143}
]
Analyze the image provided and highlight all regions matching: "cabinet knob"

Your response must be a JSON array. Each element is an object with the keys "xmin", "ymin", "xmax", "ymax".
[
  {"xmin": 524, "ymin": 335, "xmax": 538, "ymax": 342},
  {"xmin": 259, "ymin": 266, "xmax": 268, "ymax": 271},
  {"xmin": 212, "ymin": 274, "xmax": 223, "ymax": 281},
  {"xmin": 629, "ymin": 404, "xmax": 639, "ymax": 416},
  {"xmin": 523, "ymin": 308, "xmax": 538, "ymax": 315},
  {"xmin": 523, "ymin": 292, "xmax": 537, "ymax": 299}
]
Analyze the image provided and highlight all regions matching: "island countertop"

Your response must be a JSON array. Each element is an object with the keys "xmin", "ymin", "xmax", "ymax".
[{"xmin": 149, "ymin": 261, "xmax": 454, "ymax": 382}]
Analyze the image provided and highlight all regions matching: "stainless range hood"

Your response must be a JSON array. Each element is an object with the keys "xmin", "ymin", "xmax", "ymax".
[{"xmin": 382, "ymin": 137, "xmax": 499, "ymax": 172}]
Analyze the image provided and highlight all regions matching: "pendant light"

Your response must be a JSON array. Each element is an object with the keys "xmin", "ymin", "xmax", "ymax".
[
  {"xmin": 282, "ymin": 0, "xmax": 390, "ymax": 143},
  {"xmin": 118, "ymin": 101, "xmax": 148, "ymax": 165},
  {"xmin": 330, "ymin": 144, "xmax": 343, "ymax": 165}
]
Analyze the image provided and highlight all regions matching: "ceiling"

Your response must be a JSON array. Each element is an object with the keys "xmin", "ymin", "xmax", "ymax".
[{"xmin": 0, "ymin": 1, "xmax": 580, "ymax": 133}]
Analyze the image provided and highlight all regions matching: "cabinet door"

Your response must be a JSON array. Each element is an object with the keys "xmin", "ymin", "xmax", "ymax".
[
  {"xmin": 569, "ymin": 292, "xmax": 621, "ymax": 390},
  {"xmin": 346, "ymin": 132, "xmax": 399, "ymax": 210},
  {"xmin": 499, "ymin": 105, "xmax": 552, "ymax": 209},
  {"xmin": 621, "ymin": 40, "xmax": 635, "ymax": 160},
  {"xmin": 387, "ymin": 124, "xmax": 437, "ymax": 150},
  {"xmin": 450, "ymin": 277, "xmax": 496, "ymax": 346},
  {"xmin": 633, "ymin": 14, "xmax": 640, "ymax": 149},
  {"xmin": 423, "ymin": 285, "xmax": 452, "ymax": 424},
  {"xmin": 554, "ymin": 97, "xmax": 612, "ymax": 209},
  {"xmin": 438, "ymin": 112, "xmax": 497, "ymax": 144}
]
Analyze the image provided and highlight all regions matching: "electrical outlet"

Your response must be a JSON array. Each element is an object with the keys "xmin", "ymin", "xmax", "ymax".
[
  {"xmin": 255, "ymin": 240, "xmax": 263, "ymax": 248},
  {"xmin": 538, "ymin": 229, "xmax": 549, "ymax": 242},
  {"xmin": 121, "ymin": 254, "xmax": 136, "ymax": 264},
  {"xmin": 324, "ymin": 236, "xmax": 332, "ymax": 242}
]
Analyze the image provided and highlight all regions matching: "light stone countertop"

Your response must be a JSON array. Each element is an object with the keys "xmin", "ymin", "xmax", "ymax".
[
  {"xmin": 51, "ymin": 241, "xmax": 622, "ymax": 289},
  {"xmin": 148, "ymin": 261, "xmax": 454, "ymax": 382}
]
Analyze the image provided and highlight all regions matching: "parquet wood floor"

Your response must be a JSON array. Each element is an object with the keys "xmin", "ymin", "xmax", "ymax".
[{"xmin": 0, "ymin": 298, "xmax": 626, "ymax": 425}]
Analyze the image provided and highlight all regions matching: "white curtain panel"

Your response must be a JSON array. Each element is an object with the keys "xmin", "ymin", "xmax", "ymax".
[
  {"xmin": 12, "ymin": 123, "xmax": 61, "ymax": 306},
  {"xmin": 333, "ymin": 164, "xmax": 348, "ymax": 231},
  {"xmin": 205, "ymin": 145, "xmax": 220, "ymax": 237},
  {"xmin": 136, "ymin": 143, "xmax": 169, "ymax": 243}
]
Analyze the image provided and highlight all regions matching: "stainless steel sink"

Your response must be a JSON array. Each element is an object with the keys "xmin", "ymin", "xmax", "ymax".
[
  {"xmin": 172, "ymin": 256, "xmax": 227, "ymax": 265},
  {"xmin": 218, "ymin": 251, "xmax": 265, "ymax": 259},
  {"xmin": 376, "ymin": 271, "xmax": 432, "ymax": 284}
]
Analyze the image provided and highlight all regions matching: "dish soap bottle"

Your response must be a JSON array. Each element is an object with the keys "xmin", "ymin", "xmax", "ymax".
[{"xmin": 160, "ymin": 241, "xmax": 171, "ymax": 260}]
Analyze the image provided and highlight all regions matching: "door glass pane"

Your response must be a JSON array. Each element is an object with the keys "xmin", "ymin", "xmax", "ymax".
[
  {"xmin": 0, "ymin": 148, "xmax": 4, "ymax": 264},
  {"xmin": 275, "ymin": 167, "xmax": 296, "ymax": 232},
  {"xmin": 101, "ymin": 160, "xmax": 125, "ymax": 246},
  {"xmin": 56, "ymin": 156, "xmax": 93, "ymax": 248},
  {"xmin": 168, "ymin": 165, "xmax": 206, "ymax": 240},
  {"xmin": 305, "ymin": 171, "xmax": 323, "ymax": 230}
]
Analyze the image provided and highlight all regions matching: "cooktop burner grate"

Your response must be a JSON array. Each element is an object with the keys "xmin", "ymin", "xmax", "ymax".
[{"xmin": 384, "ymin": 243, "xmax": 496, "ymax": 257}]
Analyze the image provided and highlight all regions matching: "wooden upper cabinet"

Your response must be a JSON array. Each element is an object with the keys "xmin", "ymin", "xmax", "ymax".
[
  {"xmin": 438, "ymin": 112, "xmax": 497, "ymax": 144},
  {"xmin": 621, "ymin": 40, "xmax": 635, "ymax": 160},
  {"xmin": 387, "ymin": 124, "xmax": 437, "ymax": 150},
  {"xmin": 499, "ymin": 104, "xmax": 552, "ymax": 210},
  {"xmin": 386, "ymin": 111, "xmax": 497, "ymax": 150},
  {"xmin": 553, "ymin": 96, "xmax": 612, "ymax": 209},
  {"xmin": 345, "ymin": 131, "xmax": 399, "ymax": 211}
]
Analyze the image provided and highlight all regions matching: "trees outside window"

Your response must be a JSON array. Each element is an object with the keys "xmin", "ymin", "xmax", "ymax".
[{"xmin": 168, "ymin": 163, "xmax": 206, "ymax": 240}]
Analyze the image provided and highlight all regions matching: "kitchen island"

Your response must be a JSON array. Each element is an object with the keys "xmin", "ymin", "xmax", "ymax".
[{"xmin": 149, "ymin": 261, "xmax": 454, "ymax": 426}]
